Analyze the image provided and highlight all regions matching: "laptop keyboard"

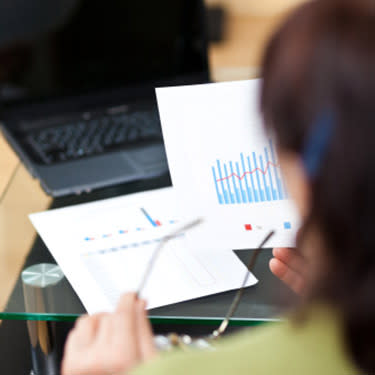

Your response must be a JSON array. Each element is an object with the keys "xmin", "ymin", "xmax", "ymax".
[{"xmin": 23, "ymin": 109, "xmax": 162, "ymax": 164}]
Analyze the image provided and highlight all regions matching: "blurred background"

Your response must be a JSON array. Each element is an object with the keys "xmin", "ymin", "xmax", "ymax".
[{"xmin": 206, "ymin": 0, "xmax": 305, "ymax": 81}]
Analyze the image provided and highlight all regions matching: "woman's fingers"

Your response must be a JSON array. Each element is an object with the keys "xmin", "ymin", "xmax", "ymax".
[
  {"xmin": 62, "ymin": 295, "xmax": 143, "ymax": 375},
  {"xmin": 272, "ymin": 247, "xmax": 307, "ymax": 274},
  {"xmin": 269, "ymin": 257, "xmax": 306, "ymax": 295},
  {"xmin": 69, "ymin": 315, "xmax": 96, "ymax": 349},
  {"xmin": 135, "ymin": 299, "xmax": 157, "ymax": 360},
  {"xmin": 73, "ymin": 313, "xmax": 107, "ymax": 347},
  {"xmin": 271, "ymin": 247, "xmax": 307, "ymax": 294},
  {"xmin": 62, "ymin": 293, "xmax": 155, "ymax": 375},
  {"xmin": 117, "ymin": 294, "xmax": 157, "ymax": 360},
  {"xmin": 112, "ymin": 293, "xmax": 141, "ymax": 369},
  {"xmin": 63, "ymin": 313, "xmax": 104, "ymax": 362},
  {"xmin": 62, "ymin": 314, "xmax": 109, "ymax": 375}
]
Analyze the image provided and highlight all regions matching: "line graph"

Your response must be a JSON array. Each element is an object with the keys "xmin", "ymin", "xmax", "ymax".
[
  {"xmin": 212, "ymin": 139, "xmax": 288, "ymax": 205},
  {"xmin": 215, "ymin": 160, "xmax": 279, "ymax": 182}
]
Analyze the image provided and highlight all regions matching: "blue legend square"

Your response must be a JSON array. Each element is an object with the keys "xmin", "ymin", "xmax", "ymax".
[{"xmin": 284, "ymin": 222, "xmax": 292, "ymax": 230}]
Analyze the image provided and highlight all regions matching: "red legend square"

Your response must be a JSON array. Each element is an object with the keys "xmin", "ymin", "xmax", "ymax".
[{"xmin": 244, "ymin": 224, "xmax": 252, "ymax": 231}]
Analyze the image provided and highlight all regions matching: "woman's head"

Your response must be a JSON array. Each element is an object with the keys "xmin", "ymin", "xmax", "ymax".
[{"xmin": 260, "ymin": 0, "xmax": 375, "ymax": 372}]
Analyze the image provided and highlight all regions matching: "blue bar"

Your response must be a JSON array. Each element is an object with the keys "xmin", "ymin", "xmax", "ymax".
[
  {"xmin": 281, "ymin": 174, "xmax": 289, "ymax": 199},
  {"xmin": 140, "ymin": 208, "xmax": 158, "ymax": 227},
  {"xmin": 278, "ymin": 178, "xmax": 284, "ymax": 199},
  {"xmin": 230, "ymin": 161, "xmax": 241, "ymax": 203},
  {"xmin": 241, "ymin": 153, "xmax": 253, "ymax": 203},
  {"xmin": 253, "ymin": 153, "xmax": 265, "ymax": 201},
  {"xmin": 212, "ymin": 167, "xmax": 223, "ymax": 204},
  {"xmin": 259, "ymin": 156, "xmax": 271, "ymax": 201},
  {"xmin": 265, "ymin": 147, "xmax": 277, "ymax": 200},
  {"xmin": 224, "ymin": 163, "xmax": 235, "ymax": 203},
  {"xmin": 269, "ymin": 139, "xmax": 284, "ymax": 199},
  {"xmin": 272, "ymin": 189, "xmax": 277, "ymax": 199},
  {"xmin": 247, "ymin": 156, "xmax": 259, "ymax": 202},
  {"xmin": 236, "ymin": 162, "xmax": 247, "ymax": 203},
  {"xmin": 217, "ymin": 160, "xmax": 229, "ymax": 204}
]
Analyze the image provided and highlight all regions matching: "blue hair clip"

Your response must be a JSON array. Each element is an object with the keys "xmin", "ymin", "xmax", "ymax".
[{"xmin": 302, "ymin": 111, "xmax": 335, "ymax": 179}]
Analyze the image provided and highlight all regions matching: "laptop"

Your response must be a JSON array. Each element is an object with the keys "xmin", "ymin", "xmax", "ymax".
[{"xmin": 0, "ymin": 0, "xmax": 210, "ymax": 197}]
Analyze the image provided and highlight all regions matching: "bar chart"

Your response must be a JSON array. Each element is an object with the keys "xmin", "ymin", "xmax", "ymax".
[
  {"xmin": 211, "ymin": 139, "xmax": 288, "ymax": 205},
  {"xmin": 83, "ymin": 206, "xmax": 178, "ymax": 242}
]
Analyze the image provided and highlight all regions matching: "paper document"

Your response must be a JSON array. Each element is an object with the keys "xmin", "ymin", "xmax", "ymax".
[
  {"xmin": 30, "ymin": 188, "xmax": 257, "ymax": 313},
  {"xmin": 156, "ymin": 80, "xmax": 300, "ymax": 250}
]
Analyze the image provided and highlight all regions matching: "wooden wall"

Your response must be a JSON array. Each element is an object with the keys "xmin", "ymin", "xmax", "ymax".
[{"xmin": 205, "ymin": 0, "xmax": 305, "ymax": 15}]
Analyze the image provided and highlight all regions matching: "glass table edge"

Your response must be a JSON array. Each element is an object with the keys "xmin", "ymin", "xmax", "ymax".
[{"xmin": 0, "ymin": 312, "xmax": 280, "ymax": 326}]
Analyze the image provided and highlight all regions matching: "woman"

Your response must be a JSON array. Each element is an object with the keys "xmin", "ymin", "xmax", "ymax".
[{"xmin": 61, "ymin": 0, "xmax": 375, "ymax": 373}]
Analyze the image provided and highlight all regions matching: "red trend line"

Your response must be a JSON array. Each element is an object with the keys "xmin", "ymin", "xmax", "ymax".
[{"xmin": 216, "ymin": 161, "xmax": 279, "ymax": 182}]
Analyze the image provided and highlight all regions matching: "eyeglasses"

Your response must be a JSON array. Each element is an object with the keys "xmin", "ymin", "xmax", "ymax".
[{"xmin": 137, "ymin": 219, "xmax": 275, "ymax": 351}]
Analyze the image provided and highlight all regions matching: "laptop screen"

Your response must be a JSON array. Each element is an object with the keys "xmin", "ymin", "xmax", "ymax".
[{"xmin": 0, "ymin": 0, "xmax": 209, "ymax": 107}]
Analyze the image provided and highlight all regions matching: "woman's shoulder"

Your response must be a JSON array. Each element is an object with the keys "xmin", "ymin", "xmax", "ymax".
[{"xmin": 134, "ymin": 305, "xmax": 358, "ymax": 375}]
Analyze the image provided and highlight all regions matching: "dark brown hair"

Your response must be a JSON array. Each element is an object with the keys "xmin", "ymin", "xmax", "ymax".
[{"xmin": 260, "ymin": 0, "xmax": 375, "ymax": 373}]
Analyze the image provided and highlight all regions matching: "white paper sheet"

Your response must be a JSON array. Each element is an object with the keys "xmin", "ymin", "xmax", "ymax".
[
  {"xmin": 30, "ymin": 187, "xmax": 257, "ymax": 313},
  {"xmin": 156, "ymin": 80, "xmax": 301, "ymax": 250}
]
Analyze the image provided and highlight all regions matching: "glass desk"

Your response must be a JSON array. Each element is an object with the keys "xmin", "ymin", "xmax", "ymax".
[
  {"xmin": 0, "ymin": 164, "xmax": 296, "ymax": 325},
  {"xmin": 0, "ymin": 162, "xmax": 297, "ymax": 375}
]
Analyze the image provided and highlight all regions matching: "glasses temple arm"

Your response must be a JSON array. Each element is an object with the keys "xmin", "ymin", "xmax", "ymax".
[{"xmin": 212, "ymin": 230, "xmax": 275, "ymax": 338}]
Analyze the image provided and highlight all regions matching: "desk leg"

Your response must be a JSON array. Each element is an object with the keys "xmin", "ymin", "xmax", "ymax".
[
  {"xmin": 26, "ymin": 320, "xmax": 75, "ymax": 375},
  {"xmin": 22, "ymin": 264, "xmax": 74, "ymax": 375},
  {"xmin": 27, "ymin": 320, "xmax": 59, "ymax": 375}
]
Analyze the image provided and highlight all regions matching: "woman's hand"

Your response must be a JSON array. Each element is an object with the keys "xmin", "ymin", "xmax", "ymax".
[
  {"xmin": 61, "ymin": 293, "xmax": 157, "ymax": 375},
  {"xmin": 269, "ymin": 248, "xmax": 308, "ymax": 295}
]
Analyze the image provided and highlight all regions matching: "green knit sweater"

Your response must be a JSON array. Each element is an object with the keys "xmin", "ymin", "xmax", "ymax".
[{"xmin": 134, "ymin": 306, "xmax": 359, "ymax": 375}]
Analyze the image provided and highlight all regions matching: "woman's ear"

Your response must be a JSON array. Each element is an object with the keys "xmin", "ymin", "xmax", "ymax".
[{"xmin": 279, "ymin": 151, "xmax": 311, "ymax": 218}]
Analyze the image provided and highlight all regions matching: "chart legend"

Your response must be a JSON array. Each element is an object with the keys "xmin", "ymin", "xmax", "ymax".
[{"xmin": 284, "ymin": 222, "xmax": 292, "ymax": 229}]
